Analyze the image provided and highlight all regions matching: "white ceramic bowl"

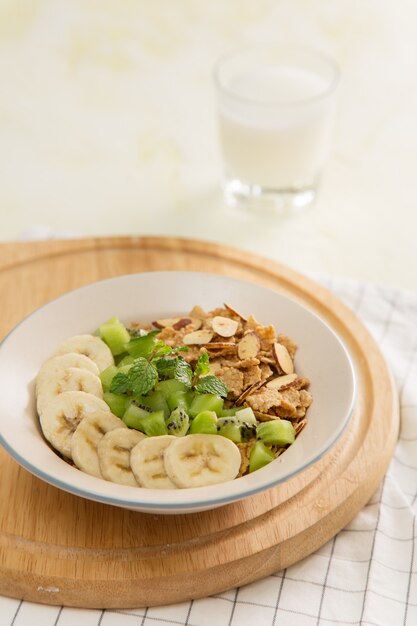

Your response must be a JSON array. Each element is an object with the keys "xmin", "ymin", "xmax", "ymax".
[{"xmin": 0, "ymin": 272, "xmax": 356, "ymax": 514}]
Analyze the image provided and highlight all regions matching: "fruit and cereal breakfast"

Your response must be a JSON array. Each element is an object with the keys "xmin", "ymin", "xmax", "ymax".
[{"xmin": 36, "ymin": 305, "xmax": 312, "ymax": 489}]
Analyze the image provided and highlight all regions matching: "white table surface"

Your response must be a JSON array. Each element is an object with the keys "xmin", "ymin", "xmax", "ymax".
[{"xmin": 0, "ymin": 0, "xmax": 416, "ymax": 292}]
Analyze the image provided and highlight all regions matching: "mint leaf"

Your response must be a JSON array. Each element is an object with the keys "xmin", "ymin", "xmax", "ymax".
[
  {"xmin": 155, "ymin": 356, "xmax": 177, "ymax": 379},
  {"xmin": 154, "ymin": 355, "xmax": 192, "ymax": 387},
  {"xmin": 195, "ymin": 375, "xmax": 228, "ymax": 397},
  {"xmin": 174, "ymin": 356, "xmax": 193, "ymax": 388},
  {"xmin": 109, "ymin": 372, "xmax": 130, "ymax": 394},
  {"xmin": 126, "ymin": 330, "xmax": 160, "ymax": 359},
  {"xmin": 194, "ymin": 352, "xmax": 210, "ymax": 377},
  {"xmin": 152, "ymin": 341, "xmax": 173, "ymax": 358},
  {"xmin": 127, "ymin": 357, "xmax": 158, "ymax": 395}
]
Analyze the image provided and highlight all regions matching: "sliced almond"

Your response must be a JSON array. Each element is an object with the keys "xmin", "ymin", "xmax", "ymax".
[
  {"xmin": 211, "ymin": 316, "xmax": 238, "ymax": 338},
  {"xmin": 259, "ymin": 356, "xmax": 276, "ymax": 365},
  {"xmin": 172, "ymin": 318, "xmax": 192, "ymax": 330},
  {"xmin": 272, "ymin": 343, "xmax": 294, "ymax": 374},
  {"xmin": 153, "ymin": 316, "xmax": 202, "ymax": 331},
  {"xmin": 266, "ymin": 374, "xmax": 298, "ymax": 390},
  {"xmin": 224, "ymin": 303, "xmax": 247, "ymax": 321},
  {"xmin": 237, "ymin": 332, "xmax": 260, "ymax": 359},
  {"xmin": 205, "ymin": 341, "xmax": 236, "ymax": 349},
  {"xmin": 235, "ymin": 380, "xmax": 264, "ymax": 405},
  {"xmin": 186, "ymin": 317, "xmax": 203, "ymax": 331},
  {"xmin": 183, "ymin": 330, "xmax": 214, "ymax": 345},
  {"xmin": 153, "ymin": 317, "xmax": 183, "ymax": 329},
  {"xmin": 294, "ymin": 419, "xmax": 307, "ymax": 435},
  {"xmin": 189, "ymin": 305, "xmax": 208, "ymax": 319}
]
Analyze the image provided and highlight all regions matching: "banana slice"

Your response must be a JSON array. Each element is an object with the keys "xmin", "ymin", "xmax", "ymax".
[
  {"xmin": 98, "ymin": 428, "xmax": 146, "ymax": 487},
  {"xmin": 163, "ymin": 434, "xmax": 241, "ymax": 488},
  {"xmin": 55, "ymin": 334, "xmax": 114, "ymax": 372},
  {"xmin": 36, "ymin": 367, "xmax": 103, "ymax": 416},
  {"xmin": 36, "ymin": 353, "xmax": 99, "ymax": 391},
  {"xmin": 130, "ymin": 436, "xmax": 177, "ymax": 489},
  {"xmin": 39, "ymin": 391, "xmax": 111, "ymax": 459},
  {"xmin": 71, "ymin": 411, "xmax": 125, "ymax": 478}
]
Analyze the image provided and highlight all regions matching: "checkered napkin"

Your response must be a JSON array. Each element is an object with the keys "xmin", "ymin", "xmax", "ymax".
[{"xmin": 1, "ymin": 275, "xmax": 416, "ymax": 626}]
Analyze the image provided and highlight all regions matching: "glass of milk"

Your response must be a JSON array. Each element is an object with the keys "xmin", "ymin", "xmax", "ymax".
[{"xmin": 214, "ymin": 44, "xmax": 339, "ymax": 213}]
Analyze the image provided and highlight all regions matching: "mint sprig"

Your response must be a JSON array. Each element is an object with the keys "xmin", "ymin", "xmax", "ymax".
[
  {"xmin": 192, "ymin": 352, "xmax": 228, "ymax": 397},
  {"xmin": 109, "ymin": 332, "xmax": 228, "ymax": 399}
]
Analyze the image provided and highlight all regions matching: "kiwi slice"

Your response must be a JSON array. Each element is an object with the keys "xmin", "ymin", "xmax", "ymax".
[
  {"xmin": 99, "ymin": 316, "xmax": 131, "ymax": 356},
  {"xmin": 216, "ymin": 417, "xmax": 243, "ymax": 443},
  {"xmin": 122, "ymin": 402, "xmax": 149, "ymax": 428},
  {"xmin": 167, "ymin": 390, "xmax": 195, "ymax": 412},
  {"xmin": 235, "ymin": 407, "xmax": 257, "ymax": 425},
  {"xmin": 100, "ymin": 365, "xmax": 119, "ymax": 392},
  {"xmin": 189, "ymin": 410, "xmax": 218, "ymax": 435},
  {"xmin": 256, "ymin": 419, "xmax": 295, "ymax": 445},
  {"xmin": 249, "ymin": 441, "xmax": 275, "ymax": 472},
  {"xmin": 116, "ymin": 354, "xmax": 135, "ymax": 367},
  {"xmin": 155, "ymin": 379, "xmax": 188, "ymax": 399},
  {"xmin": 139, "ymin": 410, "xmax": 169, "ymax": 437},
  {"xmin": 166, "ymin": 407, "xmax": 190, "ymax": 437},
  {"xmin": 103, "ymin": 392, "xmax": 130, "ymax": 418},
  {"xmin": 219, "ymin": 407, "xmax": 238, "ymax": 418},
  {"xmin": 136, "ymin": 391, "xmax": 170, "ymax": 419},
  {"xmin": 123, "ymin": 403, "xmax": 168, "ymax": 436},
  {"xmin": 189, "ymin": 393, "xmax": 224, "ymax": 418}
]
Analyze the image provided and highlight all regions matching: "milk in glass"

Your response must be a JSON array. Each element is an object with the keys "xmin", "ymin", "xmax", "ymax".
[
  {"xmin": 219, "ymin": 66, "xmax": 334, "ymax": 189},
  {"xmin": 215, "ymin": 46, "xmax": 339, "ymax": 209}
]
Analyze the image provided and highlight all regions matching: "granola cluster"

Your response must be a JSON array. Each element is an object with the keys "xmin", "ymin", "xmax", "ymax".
[{"xmin": 132, "ymin": 304, "xmax": 312, "ymax": 476}]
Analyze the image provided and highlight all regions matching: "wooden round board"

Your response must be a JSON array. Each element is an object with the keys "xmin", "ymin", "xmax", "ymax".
[{"xmin": 0, "ymin": 236, "xmax": 399, "ymax": 609}]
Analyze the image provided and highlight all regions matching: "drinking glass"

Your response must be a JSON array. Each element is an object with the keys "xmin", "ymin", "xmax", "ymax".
[{"xmin": 214, "ymin": 44, "xmax": 339, "ymax": 213}]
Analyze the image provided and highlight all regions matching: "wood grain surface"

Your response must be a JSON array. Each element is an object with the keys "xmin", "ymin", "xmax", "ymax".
[{"xmin": 0, "ymin": 236, "xmax": 399, "ymax": 609}]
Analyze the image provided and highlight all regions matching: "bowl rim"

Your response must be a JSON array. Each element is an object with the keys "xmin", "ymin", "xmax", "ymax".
[{"xmin": 0, "ymin": 270, "xmax": 357, "ymax": 512}]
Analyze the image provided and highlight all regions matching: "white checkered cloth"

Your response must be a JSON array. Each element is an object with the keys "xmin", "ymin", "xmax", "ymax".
[{"xmin": 1, "ymin": 275, "xmax": 416, "ymax": 626}]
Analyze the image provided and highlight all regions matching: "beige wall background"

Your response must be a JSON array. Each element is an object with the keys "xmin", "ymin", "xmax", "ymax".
[{"xmin": 0, "ymin": 0, "xmax": 416, "ymax": 290}]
